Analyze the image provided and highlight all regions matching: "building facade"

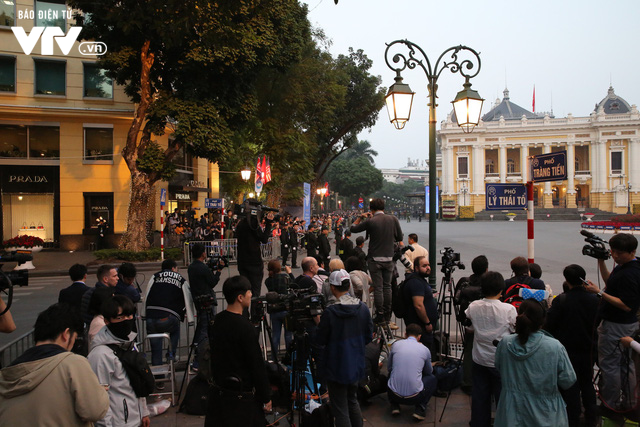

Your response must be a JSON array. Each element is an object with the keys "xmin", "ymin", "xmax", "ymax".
[
  {"xmin": 0, "ymin": 0, "xmax": 219, "ymax": 250},
  {"xmin": 438, "ymin": 87, "xmax": 640, "ymax": 214}
]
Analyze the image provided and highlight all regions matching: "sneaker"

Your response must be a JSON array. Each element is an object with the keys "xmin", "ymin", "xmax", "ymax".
[
  {"xmin": 412, "ymin": 405, "xmax": 426, "ymax": 421},
  {"xmin": 155, "ymin": 382, "xmax": 165, "ymax": 391},
  {"xmin": 390, "ymin": 403, "xmax": 401, "ymax": 416},
  {"xmin": 373, "ymin": 314, "xmax": 387, "ymax": 325},
  {"xmin": 388, "ymin": 322, "xmax": 399, "ymax": 330}
]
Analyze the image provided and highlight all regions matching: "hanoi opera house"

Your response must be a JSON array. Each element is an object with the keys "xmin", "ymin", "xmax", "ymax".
[{"xmin": 438, "ymin": 87, "xmax": 640, "ymax": 214}]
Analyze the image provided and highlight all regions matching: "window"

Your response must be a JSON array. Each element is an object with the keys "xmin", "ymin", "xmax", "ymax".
[
  {"xmin": 172, "ymin": 140, "xmax": 193, "ymax": 173},
  {"xmin": 34, "ymin": 59, "xmax": 66, "ymax": 96},
  {"xmin": 0, "ymin": 125, "xmax": 27, "ymax": 157},
  {"xmin": 29, "ymin": 126, "xmax": 59, "ymax": 158},
  {"xmin": 457, "ymin": 157, "xmax": 468, "ymax": 178},
  {"xmin": 35, "ymin": 0, "xmax": 67, "ymax": 30},
  {"xmin": 0, "ymin": 124, "xmax": 59, "ymax": 159},
  {"xmin": 83, "ymin": 64, "xmax": 113, "ymax": 98},
  {"xmin": 611, "ymin": 151, "xmax": 622, "ymax": 174},
  {"xmin": 84, "ymin": 127, "xmax": 113, "ymax": 161},
  {"xmin": 84, "ymin": 193, "xmax": 113, "ymax": 232},
  {"xmin": 0, "ymin": 56, "xmax": 16, "ymax": 92},
  {"xmin": 0, "ymin": 1, "xmax": 15, "ymax": 27},
  {"xmin": 485, "ymin": 159, "xmax": 495, "ymax": 174},
  {"xmin": 507, "ymin": 158, "xmax": 515, "ymax": 173}
]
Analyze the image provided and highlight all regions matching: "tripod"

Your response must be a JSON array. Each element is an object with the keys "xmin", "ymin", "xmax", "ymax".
[
  {"xmin": 373, "ymin": 320, "xmax": 395, "ymax": 363},
  {"xmin": 253, "ymin": 304, "xmax": 276, "ymax": 361},
  {"xmin": 288, "ymin": 320, "xmax": 320, "ymax": 427}
]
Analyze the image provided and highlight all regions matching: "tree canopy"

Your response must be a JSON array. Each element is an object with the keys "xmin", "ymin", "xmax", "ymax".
[{"xmin": 326, "ymin": 156, "xmax": 383, "ymax": 199}]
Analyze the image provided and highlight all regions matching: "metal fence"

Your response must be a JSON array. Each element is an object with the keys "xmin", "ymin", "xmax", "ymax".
[
  {"xmin": 0, "ymin": 329, "xmax": 34, "ymax": 367},
  {"xmin": 182, "ymin": 237, "xmax": 280, "ymax": 266}
]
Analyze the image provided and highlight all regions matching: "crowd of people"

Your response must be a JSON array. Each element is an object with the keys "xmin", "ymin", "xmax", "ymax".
[{"xmin": 0, "ymin": 198, "xmax": 639, "ymax": 427}]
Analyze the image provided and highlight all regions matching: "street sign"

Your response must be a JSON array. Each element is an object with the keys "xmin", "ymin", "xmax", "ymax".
[
  {"xmin": 425, "ymin": 186, "xmax": 439, "ymax": 214},
  {"xmin": 205, "ymin": 198, "xmax": 224, "ymax": 209},
  {"xmin": 485, "ymin": 183, "xmax": 527, "ymax": 210},
  {"xmin": 358, "ymin": 197, "xmax": 364, "ymax": 209},
  {"xmin": 530, "ymin": 151, "xmax": 567, "ymax": 183},
  {"xmin": 160, "ymin": 188, "xmax": 166, "ymax": 206}
]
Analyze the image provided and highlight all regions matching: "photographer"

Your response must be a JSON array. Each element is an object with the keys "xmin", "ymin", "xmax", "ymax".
[
  {"xmin": 584, "ymin": 232, "xmax": 640, "ymax": 411},
  {"xmin": 264, "ymin": 260, "xmax": 294, "ymax": 362},
  {"xmin": 350, "ymin": 198, "xmax": 403, "ymax": 324},
  {"xmin": 188, "ymin": 243, "xmax": 222, "ymax": 365},
  {"xmin": 235, "ymin": 201, "xmax": 273, "ymax": 297}
]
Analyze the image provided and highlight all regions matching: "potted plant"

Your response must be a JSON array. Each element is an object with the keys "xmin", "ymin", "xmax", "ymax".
[
  {"xmin": 2, "ymin": 235, "xmax": 45, "ymax": 252},
  {"xmin": 506, "ymin": 212, "xmax": 517, "ymax": 222}
]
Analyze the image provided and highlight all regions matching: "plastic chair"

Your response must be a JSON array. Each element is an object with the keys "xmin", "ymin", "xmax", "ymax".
[{"xmin": 145, "ymin": 333, "xmax": 176, "ymax": 404}]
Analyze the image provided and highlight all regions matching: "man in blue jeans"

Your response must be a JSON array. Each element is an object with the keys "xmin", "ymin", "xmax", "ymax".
[
  {"xmin": 317, "ymin": 269, "xmax": 373, "ymax": 427},
  {"xmin": 145, "ymin": 259, "xmax": 195, "ymax": 367},
  {"xmin": 387, "ymin": 323, "xmax": 438, "ymax": 421}
]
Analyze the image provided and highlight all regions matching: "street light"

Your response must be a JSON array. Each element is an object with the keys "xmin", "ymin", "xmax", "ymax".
[
  {"xmin": 384, "ymin": 40, "xmax": 483, "ymax": 285},
  {"xmin": 240, "ymin": 167, "xmax": 251, "ymax": 181}
]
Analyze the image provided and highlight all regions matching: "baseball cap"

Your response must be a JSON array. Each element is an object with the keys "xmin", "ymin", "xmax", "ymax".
[{"xmin": 329, "ymin": 269, "xmax": 351, "ymax": 289}]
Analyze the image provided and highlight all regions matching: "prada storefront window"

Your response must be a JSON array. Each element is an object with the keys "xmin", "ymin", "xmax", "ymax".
[
  {"xmin": 84, "ymin": 193, "xmax": 113, "ymax": 233},
  {"xmin": 0, "ymin": 165, "xmax": 59, "ymax": 242}
]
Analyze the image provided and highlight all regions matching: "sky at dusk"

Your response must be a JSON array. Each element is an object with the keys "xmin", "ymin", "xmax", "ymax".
[{"xmin": 302, "ymin": 0, "xmax": 640, "ymax": 169}]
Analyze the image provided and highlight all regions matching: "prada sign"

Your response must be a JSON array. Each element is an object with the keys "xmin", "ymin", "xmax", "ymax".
[{"xmin": 1, "ymin": 165, "xmax": 57, "ymax": 193}]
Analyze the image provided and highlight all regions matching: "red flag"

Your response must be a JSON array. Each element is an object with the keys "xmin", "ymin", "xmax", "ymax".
[
  {"xmin": 262, "ymin": 155, "xmax": 268, "ymax": 183},
  {"xmin": 532, "ymin": 85, "xmax": 536, "ymax": 113},
  {"xmin": 324, "ymin": 181, "xmax": 330, "ymax": 197},
  {"xmin": 265, "ymin": 157, "xmax": 272, "ymax": 183},
  {"xmin": 255, "ymin": 158, "xmax": 262, "ymax": 183}
]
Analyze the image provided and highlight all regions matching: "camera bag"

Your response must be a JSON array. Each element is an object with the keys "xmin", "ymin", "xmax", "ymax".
[{"xmin": 391, "ymin": 280, "xmax": 408, "ymax": 318}]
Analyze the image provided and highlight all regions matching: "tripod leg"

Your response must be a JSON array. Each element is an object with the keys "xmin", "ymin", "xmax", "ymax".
[{"xmin": 177, "ymin": 341, "xmax": 196, "ymax": 409}]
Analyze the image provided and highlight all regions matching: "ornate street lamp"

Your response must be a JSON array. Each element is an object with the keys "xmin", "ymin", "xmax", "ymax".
[
  {"xmin": 384, "ymin": 40, "xmax": 483, "ymax": 285},
  {"xmin": 240, "ymin": 167, "xmax": 251, "ymax": 181}
]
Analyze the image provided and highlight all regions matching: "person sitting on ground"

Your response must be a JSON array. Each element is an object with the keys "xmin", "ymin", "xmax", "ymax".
[
  {"xmin": 494, "ymin": 300, "xmax": 576, "ymax": 427},
  {"xmin": 528, "ymin": 262, "xmax": 554, "ymax": 306},
  {"xmin": 504, "ymin": 256, "xmax": 545, "ymax": 290},
  {"xmin": 465, "ymin": 271, "xmax": 517, "ymax": 427},
  {"xmin": 387, "ymin": 323, "xmax": 438, "ymax": 421}
]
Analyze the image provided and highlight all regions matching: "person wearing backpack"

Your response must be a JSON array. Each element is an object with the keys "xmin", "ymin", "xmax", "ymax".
[
  {"xmin": 504, "ymin": 256, "xmax": 545, "ymax": 290},
  {"xmin": 88, "ymin": 295, "xmax": 150, "ymax": 427},
  {"xmin": 265, "ymin": 260, "xmax": 295, "ymax": 361},
  {"xmin": 465, "ymin": 272, "xmax": 517, "ymax": 427}
]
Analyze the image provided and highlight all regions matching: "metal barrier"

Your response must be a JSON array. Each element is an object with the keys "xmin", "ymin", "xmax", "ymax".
[
  {"xmin": 183, "ymin": 238, "xmax": 280, "ymax": 266},
  {"xmin": 0, "ymin": 328, "xmax": 35, "ymax": 367}
]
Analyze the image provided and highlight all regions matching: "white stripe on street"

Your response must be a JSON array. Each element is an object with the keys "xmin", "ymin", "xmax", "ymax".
[{"xmin": 13, "ymin": 292, "xmax": 33, "ymax": 296}]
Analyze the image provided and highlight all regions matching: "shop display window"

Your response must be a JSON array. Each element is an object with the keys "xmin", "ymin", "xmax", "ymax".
[{"xmin": 2, "ymin": 194, "xmax": 54, "ymax": 242}]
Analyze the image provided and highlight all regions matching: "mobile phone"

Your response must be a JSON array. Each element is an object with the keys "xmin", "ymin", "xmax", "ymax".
[{"xmin": 580, "ymin": 277, "xmax": 589, "ymax": 285}]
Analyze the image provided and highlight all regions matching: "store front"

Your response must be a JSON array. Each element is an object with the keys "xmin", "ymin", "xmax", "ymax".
[
  {"xmin": 0, "ymin": 165, "xmax": 60, "ymax": 244},
  {"xmin": 168, "ymin": 172, "xmax": 209, "ymax": 213}
]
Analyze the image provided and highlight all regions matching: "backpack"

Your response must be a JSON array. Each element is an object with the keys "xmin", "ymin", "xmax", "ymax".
[
  {"xmin": 392, "ymin": 280, "xmax": 408, "ymax": 318},
  {"xmin": 501, "ymin": 276, "xmax": 533, "ymax": 309},
  {"xmin": 179, "ymin": 375, "xmax": 209, "ymax": 415},
  {"xmin": 433, "ymin": 358, "xmax": 463, "ymax": 392},
  {"xmin": 272, "ymin": 273, "xmax": 291, "ymax": 295},
  {"xmin": 107, "ymin": 344, "xmax": 155, "ymax": 398}
]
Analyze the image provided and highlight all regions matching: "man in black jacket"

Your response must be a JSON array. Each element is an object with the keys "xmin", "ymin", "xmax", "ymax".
[
  {"xmin": 207, "ymin": 276, "xmax": 271, "ymax": 427},
  {"xmin": 351, "ymin": 198, "xmax": 403, "ymax": 323},
  {"xmin": 318, "ymin": 226, "xmax": 331, "ymax": 269},
  {"xmin": 306, "ymin": 224, "xmax": 318, "ymax": 257},
  {"xmin": 58, "ymin": 263, "xmax": 90, "ymax": 311},
  {"xmin": 188, "ymin": 243, "xmax": 221, "ymax": 361},
  {"xmin": 235, "ymin": 208, "xmax": 272, "ymax": 297},
  {"xmin": 339, "ymin": 230, "xmax": 355, "ymax": 263},
  {"xmin": 280, "ymin": 222, "xmax": 294, "ymax": 267},
  {"xmin": 545, "ymin": 264, "xmax": 599, "ymax": 427}
]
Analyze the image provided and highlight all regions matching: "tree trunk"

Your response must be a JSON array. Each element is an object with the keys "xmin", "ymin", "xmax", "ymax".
[{"xmin": 119, "ymin": 171, "xmax": 154, "ymax": 251}]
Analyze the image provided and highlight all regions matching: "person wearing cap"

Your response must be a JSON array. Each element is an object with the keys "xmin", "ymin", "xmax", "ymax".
[{"xmin": 317, "ymin": 269, "xmax": 373, "ymax": 427}]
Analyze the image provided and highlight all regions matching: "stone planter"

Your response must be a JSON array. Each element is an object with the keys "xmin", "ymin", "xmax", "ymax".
[
  {"xmin": 506, "ymin": 214, "xmax": 516, "ymax": 222},
  {"xmin": 583, "ymin": 214, "xmax": 594, "ymax": 221}
]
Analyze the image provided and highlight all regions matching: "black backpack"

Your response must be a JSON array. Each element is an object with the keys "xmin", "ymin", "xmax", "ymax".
[
  {"xmin": 392, "ymin": 280, "xmax": 408, "ymax": 318},
  {"xmin": 179, "ymin": 375, "xmax": 209, "ymax": 415},
  {"xmin": 107, "ymin": 344, "xmax": 155, "ymax": 398}
]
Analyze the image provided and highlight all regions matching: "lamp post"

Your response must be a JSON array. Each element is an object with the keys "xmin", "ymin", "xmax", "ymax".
[
  {"xmin": 384, "ymin": 40, "xmax": 483, "ymax": 285},
  {"xmin": 627, "ymin": 182, "xmax": 632, "ymax": 215},
  {"xmin": 317, "ymin": 187, "xmax": 327, "ymax": 214}
]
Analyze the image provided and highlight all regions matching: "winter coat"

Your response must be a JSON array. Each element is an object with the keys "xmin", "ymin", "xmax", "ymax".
[
  {"xmin": 88, "ymin": 327, "xmax": 149, "ymax": 427},
  {"xmin": 0, "ymin": 345, "xmax": 109, "ymax": 426},
  {"xmin": 494, "ymin": 330, "xmax": 576, "ymax": 427}
]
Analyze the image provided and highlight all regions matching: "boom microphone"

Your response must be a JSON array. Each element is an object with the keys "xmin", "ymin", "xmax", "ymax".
[{"xmin": 580, "ymin": 230, "xmax": 596, "ymax": 239}]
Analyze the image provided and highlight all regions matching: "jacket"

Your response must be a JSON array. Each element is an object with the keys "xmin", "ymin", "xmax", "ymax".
[
  {"xmin": 318, "ymin": 234, "xmax": 331, "ymax": 258},
  {"xmin": 58, "ymin": 281, "xmax": 90, "ymax": 310},
  {"xmin": 350, "ymin": 211, "xmax": 403, "ymax": 259},
  {"xmin": 316, "ymin": 294, "xmax": 373, "ymax": 384},
  {"xmin": 494, "ymin": 330, "xmax": 576, "ymax": 427},
  {"xmin": 88, "ymin": 328, "xmax": 150, "ymax": 427},
  {"xmin": 143, "ymin": 270, "xmax": 196, "ymax": 324},
  {"xmin": 0, "ymin": 345, "xmax": 109, "ymax": 426}
]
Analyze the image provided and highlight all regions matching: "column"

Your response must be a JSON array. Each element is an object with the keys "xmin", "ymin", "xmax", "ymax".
[
  {"xmin": 629, "ymin": 138, "xmax": 639, "ymax": 212},
  {"xmin": 566, "ymin": 140, "xmax": 577, "ymax": 208},
  {"xmin": 499, "ymin": 145, "xmax": 507, "ymax": 183},
  {"xmin": 543, "ymin": 143, "xmax": 553, "ymax": 208},
  {"xmin": 598, "ymin": 138, "xmax": 608, "ymax": 192},
  {"xmin": 590, "ymin": 138, "xmax": 599, "ymax": 192},
  {"xmin": 442, "ymin": 146, "xmax": 454, "ymax": 195},
  {"xmin": 520, "ymin": 143, "xmax": 529, "ymax": 182},
  {"xmin": 472, "ymin": 145, "xmax": 484, "ymax": 193}
]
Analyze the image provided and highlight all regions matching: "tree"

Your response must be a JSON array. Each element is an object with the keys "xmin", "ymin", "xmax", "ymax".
[
  {"xmin": 68, "ymin": 0, "xmax": 310, "ymax": 250},
  {"xmin": 326, "ymin": 156, "xmax": 383, "ymax": 200},
  {"xmin": 342, "ymin": 140, "xmax": 378, "ymax": 164}
]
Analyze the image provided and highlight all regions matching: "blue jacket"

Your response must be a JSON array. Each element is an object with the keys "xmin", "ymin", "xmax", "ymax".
[{"xmin": 316, "ymin": 294, "xmax": 373, "ymax": 384}]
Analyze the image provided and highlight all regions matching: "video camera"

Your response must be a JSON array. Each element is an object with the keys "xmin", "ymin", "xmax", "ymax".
[
  {"xmin": 0, "ymin": 252, "xmax": 31, "ymax": 290},
  {"xmin": 206, "ymin": 254, "xmax": 228, "ymax": 272},
  {"xmin": 252, "ymin": 288, "xmax": 325, "ymax": 326},
  {"xmin": 439, "ymin": 247, "xmax": 465, "ymax": 274},
  {"xmin": 580, "ymin": 230, "xmax": 611, "ymax": 260},
  {"xmin": 233, "ymin": 199, "xmax": 279, "ymax": 221}
]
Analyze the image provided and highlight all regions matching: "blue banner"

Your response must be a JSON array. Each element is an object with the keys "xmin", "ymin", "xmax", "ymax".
[
  {"xmin": 485, "ymin": 183, "xmax": 527, "ymax": 210},
  {"xmin": 303, "ymin": 183, "xmax": 311, "ymax": 229},
  {"xmin": 425, "ymin": 186, "xmax": 439, "ymax": 214}
]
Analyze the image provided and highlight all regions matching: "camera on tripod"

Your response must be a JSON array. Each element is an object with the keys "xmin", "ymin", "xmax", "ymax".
[
  {"xmin": 580, "ymin": 230, "xmax": 611, "ymax": 260},
  {"xmin": 0, "ymin": 252, "xmax": 31, "ymax": 290},
  {"xmin": 439, "ymin": 247, "xmax": 465, "ymax": 274},
  {"xmin": 252, "ymin": 288, "xmax": 325, "ymax": 326},
  {"xmin": 206, "ymin": 255, "xmax": 228, "ymax": 272},
  {"xmin": 233, "ymin": 199, "xmax": 279, "ymax": 221}
]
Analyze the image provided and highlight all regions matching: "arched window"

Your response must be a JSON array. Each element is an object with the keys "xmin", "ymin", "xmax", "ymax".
[
  {"xmin": 485, "ymin": 159, "xmax": 495, "ymax": 174},
  {"xmin": 507, "ymin": 158, "xmax": 515, "ymax": 174}
]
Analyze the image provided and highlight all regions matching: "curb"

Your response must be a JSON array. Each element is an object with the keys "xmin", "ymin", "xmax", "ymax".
[{"xmin": 28, "ymin": 261, "xmax": 165, "ymax": 278}]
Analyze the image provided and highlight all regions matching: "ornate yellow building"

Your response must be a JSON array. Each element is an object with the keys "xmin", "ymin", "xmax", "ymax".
[
  {"xmin": 438, "ymin": 87, "xmax": 639, "ymax": 214},
  {"xmin": 0, "ymin": 0, "xmax": 219, "ymax": 250}
]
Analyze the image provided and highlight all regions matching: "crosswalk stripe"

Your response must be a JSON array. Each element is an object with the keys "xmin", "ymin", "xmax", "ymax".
[{"xmin": 13, "ymin": 292, "xmax": 33, "ymax": 296}]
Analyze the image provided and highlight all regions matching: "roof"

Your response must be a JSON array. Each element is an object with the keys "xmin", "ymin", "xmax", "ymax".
[
  {"xmin": 594, "ymin": 86, "xmax": 631, "ymax": 114},
  {"xmin": 481, "ymin": 88, "xmax": 538, "ymax": 121}
]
